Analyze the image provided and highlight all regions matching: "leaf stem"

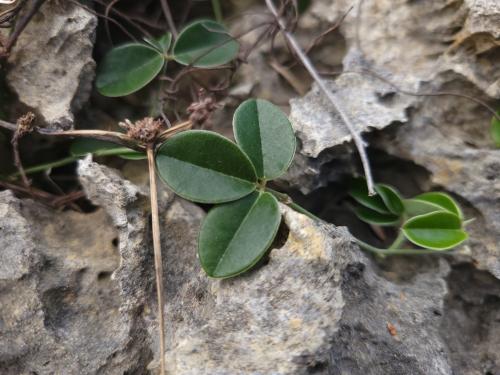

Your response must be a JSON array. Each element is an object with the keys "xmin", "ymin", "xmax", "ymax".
[
  {"xmin": 388, "ymin": 229, "xmax": 406, "ymax": 250},
  {"xmin": 211, "ymin": 0, "xmax": 223, "ymax": 23},
  {"xmin": 147, "ymin": 145, "xmax": 166, "ymax": 375},
  {"xmin": 355, "ymin": 238, "xmax": 452, "ymax": 256},
  {"xmin": 265, "ymin": 0, "xmax": 375, "ymax": 195},
  {"xmin": 265, "ymin": 187, "xmax": 322, "ymax": 222}
]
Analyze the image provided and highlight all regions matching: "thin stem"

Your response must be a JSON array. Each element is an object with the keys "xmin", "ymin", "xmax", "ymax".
[
  {"xmin": 9, "ymin": 155, "xmax": 80, "ymax": 177},
  {"xmin": 147, "ymin": 146, "xmax": 166, "ymax": 375},
  {"xmin": 265, "ymin": 0, "xmax": 375, "ymax": 195},
  {"xmin": 211, "ymin": 0, "xmax": 223, "ymax": 23},
  {"xmin": 160, "ymin": 0, "xmax": 178, "ymax": 38},
  {"xmin": 355, "ymin": 238, "xmax": 452, "ymax": 256},
  {"xmin": 265, "ymin": 187, "xmax": 322, "ymax": 222},
  {"xmin": 388, "ymin": 229, "xmax": 406, "ymax": 250}
]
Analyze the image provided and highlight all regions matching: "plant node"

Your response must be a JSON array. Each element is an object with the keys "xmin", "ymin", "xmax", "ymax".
[
  {"xmin": 15, "ymin": 111, "xmax": 36, "ymax": 137},
  {"xmin": 118, "ymin": 117, "xmax": 164, "ymax": 145}
]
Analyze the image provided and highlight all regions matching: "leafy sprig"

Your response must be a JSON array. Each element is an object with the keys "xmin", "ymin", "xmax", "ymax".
[
  {"xmin": 349, "ymin": 178, "xmax": 470, "ymax": 254},
  {"xmin": 96, "ymin": 20, "xmax": 239, "ymax": 97}
]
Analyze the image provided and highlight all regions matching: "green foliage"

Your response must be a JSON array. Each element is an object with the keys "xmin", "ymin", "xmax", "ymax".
[
  {"xmin": 490, "ymin": 110, "xmax": 500, "ymax": 148},
  {"xmin": 96, "ymin": 22, "xmax": 239, "ymax": 97},
  {"xmin": 172, "ymin": 20, "xmax": 239, "ymax": 67},
  {"xmin": 155, "ymin": 130, "xmax": 257, "ymax": 203},
  {"xmin": 199, "ymin": 191, "xmax": 280, "ymax": 278},
  {"xmin": 155, "ymin": 99, "xmax": 294, "ymax": 278},
  {"xmin": 402, "ymin": 211, "xmax": 468, "ymax": 250},
  {"xmin": 96, "ymin": 43, "xmax": 165, "ymax": 97},
  {"xmin": 233, "ymin": 98, "xmax": 296, "ymax": 179},
  {"xmin": 70, "ymin": 138, "xmax": 146, "ymax": 160},
  {"xmin": 350, "ymin": 178, "xmax": 469, "ymax": 254}
]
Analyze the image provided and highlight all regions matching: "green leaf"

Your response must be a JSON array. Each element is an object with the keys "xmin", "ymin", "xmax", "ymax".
[
  {"xmin": 491, "ymin": 110, "xmax": 500, "ymax": 148},
  {"xmin": 402, "ymin": 211, "xmax": 468, "ymax": 250},
  {"xmin": 374, "ymin": 184, "xmax": 404, "ymax": 215},
  {"xmin": 173, "ymin": 20, "xmax": 239, "ymax": 67},
  {"xmin": 413, "ymin": 192, "xmax": 462, "ymax": 219},
  {"xmin": 233, "ymin": 99, "xmax": 296, "ymax": 180},
  {"xmin": 155, "ymin": 130, "xmax": 257, "ymax": 203},
  {"xmin": 354, "ymin": 205, "xmax": 400, "ymax": 226},
  {"xmin": 96, "ymin": 43, "xmax": 164, "ymax": 97},
  {"xmin": 199, "ymin": 191, "xmax": 280, "ymax": 278},
  {"xmin": 70, "ymin": 139, "xmax": 146, "ymax": 159},
  {"xmin": 349, "ymin": 178, "xmax": 391, "ymax": 214},
  {"xmin": 144, "ymin": 32, "xmax": 172, "ymax": 53},
  {"xmin": 403, "ymin": 199, "xmax": 443, "ymax": 217}
]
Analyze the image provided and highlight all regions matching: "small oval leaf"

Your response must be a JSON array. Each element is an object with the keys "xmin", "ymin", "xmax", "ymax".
[
  {"xmin": 155, "ymin": 130, "xmax": 257, "ymax": 203},
  {"xmin": 349, "ymin": 178, "xmax": 391, "ymax": 214},
  {"xmin": 199, "ymin": 191, "xmax": 280, "ymax": 278},
  {"xmin": 173, "ymin": 20, "xmax": 239, "ymax": 67},
  {"xmin": 403, "ymin": 198, "xmax": 446, "ymax": 218},
  {"xmin": 144, "ymin": 32, "xmax": 172, "ymax": 53},
  {"xmin": 413, "ymin": 192, "xmax": 462, "ymax": 218},
  {"xmin": 233, "ymin": 99, "xmax": 296, "ymax": 180},
  {"xmin": 354, "ymin": 205, "xmax": 400, "ymax": 226},
  {"xmin": 96, "ymin": 43, "xmax": 164, "ymax": 97},
  {"xmin": 374, "ymin": 184, "xmax": 404, "ymax": 215},
  {"xmin": 402, "ymin": 211, "xmax": 468, "ymax": 250}
]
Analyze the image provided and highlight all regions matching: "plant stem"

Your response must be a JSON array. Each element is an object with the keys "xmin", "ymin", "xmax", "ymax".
[
  {"xmin": 147, "ymin": 145, "xmax": 166, "ymax": 375},
  {"xmin": 265, "ymin": 187, "xmax": 322, "ymax": 222},
  {"xmin": 10, "ymin": 155, "xmax": 80, "ymax": 177},
  {"xmin": 160, "ymin": 0, "xmax": 178, "ymax": 38},
  {"xmin": 265, "ymin": 0, "xmax": 375, "ymax": 195},
  {"xmin": 388, "ymin": 230, "xmax": 406, "ymax": 250},
  {"xmin": 355, "ymin": 238, "xmax": 451, "ymax": 256},
  {"xmin": 211, "ymin": 0, "xmax": 223, "ymax": 23}
]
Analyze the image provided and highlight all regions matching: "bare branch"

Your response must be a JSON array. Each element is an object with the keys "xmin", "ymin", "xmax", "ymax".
[{"xmin": 265, "ymin": 0, "xmax": 376, "ymax": 195}]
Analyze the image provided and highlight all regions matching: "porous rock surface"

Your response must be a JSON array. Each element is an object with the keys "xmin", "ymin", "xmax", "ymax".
[
  {"xmin": 2, "ymin": 162, "xmax": 499, "ymax": 374},
  {"xmin": 6, "ymin": 0, "xmax": 97, "ymax": 129}
]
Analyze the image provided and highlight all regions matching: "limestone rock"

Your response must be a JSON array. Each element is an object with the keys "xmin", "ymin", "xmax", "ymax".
[{"xmin": 6, "ymin": 0, "xmax": 97, "ymax": 130}]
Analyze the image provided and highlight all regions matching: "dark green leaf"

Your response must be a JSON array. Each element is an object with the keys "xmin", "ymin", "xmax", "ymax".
[
  {"xmin": 96, "ymin": 43, "xmax": 164, "ymax": 97},
  {"xmin": 491, "ymin": 110, "xmax": 500, "ymax": 148},
  {"xmin": 413, "ymin": 192, "xmax": 462, "ymax": 218},
  {"xmin": 155, "ymin": 130, "xmax": 257, "ymax": 203},
  {"xmin": 173, "ymin": 20, "xmax": 239, "ymax": 67},
  {"xmin": 233, "ymin": 99, "xmax": 296, "ymax": 180},
  {"xmin": 374, "ymin": 184, "xmax": 404, "ymax": 215},
  {"xmin": 144, "ymin": 32, "xmax": 172, "ymax": 53},
  {"xmin": 354, "ymin": 205, "xmax": 400, "ymax": 226},
  {"xmin": 349, "ymin": 178, "xmax": 391, "ymax": 214},
  {"xmin": 70, "ymin": 139, "xmax": 146, "ymax": 159},
  {"xmin": 402, "ymin": 211, "xmax": 468, "ymax": 250},
  {"xmin": 199, "ymin": 191, "xmax": 280, "ymax": 278}
]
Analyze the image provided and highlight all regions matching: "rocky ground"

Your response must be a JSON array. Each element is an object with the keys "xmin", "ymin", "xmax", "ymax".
[{"xmin": 0, "ymin": 0, "xmax": 499, "ymax": 374}]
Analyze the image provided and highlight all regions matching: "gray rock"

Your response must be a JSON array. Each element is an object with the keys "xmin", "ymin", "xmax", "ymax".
[{"xmin": 6, "ymin": 0, "xmax": 97, "ymax": 130}]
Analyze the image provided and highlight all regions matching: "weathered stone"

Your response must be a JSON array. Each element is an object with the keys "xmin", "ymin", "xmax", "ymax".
[{"xmin": 6, "ymin": 0, "xmax": 97, "ymax": 129}]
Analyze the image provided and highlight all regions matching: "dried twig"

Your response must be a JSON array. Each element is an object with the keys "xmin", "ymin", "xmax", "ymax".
[
  {"xmin": 265, "ymin": 0, "xmax": 376, "ymax": 195},
  {"xmin": 1, "ymin": 0, "xmax": 46, "ymax": 56},
  {"xmin": 147, "ymin": 145, "xmax": 166, "ymax": 375}
]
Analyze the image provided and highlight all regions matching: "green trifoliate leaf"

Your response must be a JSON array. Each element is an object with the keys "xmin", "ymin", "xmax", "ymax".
[
  {"xmin": 413, "ymin": 192, "xmax": 462, "ymax": 219},
  {"xmin": 402, "ymin": 211, "xmax": 468, "ymax": 250},
  {"xmin": 155, "ymin": 130, "xmax": 257, "ymax": 203},
  {"xmin": 199, "ymin": 191, "xmax": 280, "ymax": 278},
  {"xmin": 491, "ymin": 110, "xmax": 500, "ymax": 148},
  {"xmin": 349, "ymin": 178, "xmax": 391, "ymax": 214},
  {"xmin": 233, "ymin": 99, "xmax": 296, "ymax": 180},
  {"xmin": 173, "ymin": 20, "xmax": 239, "ymax": 67},
  {"xmin": 96, "ymin": 43, "xmax": 164, "ymax": 97},
  {"xmin": 354, "ymin": 205, "xmax": 400, "ymax": 226},
  {"xmin": 374, "ymin": 184, "xmax": 404, "ymax": 215},
  {"xmin": 70, "ymin": 139, "xmax": 146, "ymax": 160}
]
